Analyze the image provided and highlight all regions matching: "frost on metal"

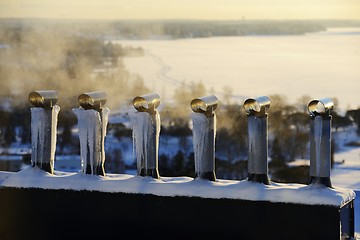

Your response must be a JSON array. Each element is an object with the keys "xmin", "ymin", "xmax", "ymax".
[
  {"xmin": 314, "ymin": 116, "xmax": 324, "ymax": 177},
  {"xmin": 130, "ymin": 110, "xmax": 160, "ymax": 178},
  {"xmin": 31, "ymin": 105, "xmax": 60, "ymax": 173},
  {"xmin": 308, "ymin": 98, "xmax": 333, "ymax": 187},
  {"xmin": 244, "ymin": 96, "xmax": 271, "ymax": 185},
  {"xmin": 191, "ymin": 112, "xmax": 216, "ymax": 180},
  {"xmin": 73, "ymin": 107, "xmax": 109, "ymax": 176}
]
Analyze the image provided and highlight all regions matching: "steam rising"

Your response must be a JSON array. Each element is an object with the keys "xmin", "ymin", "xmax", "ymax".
[{"xmin": 0, "ymin": 20, "xmax": 148, "ymax": 110}]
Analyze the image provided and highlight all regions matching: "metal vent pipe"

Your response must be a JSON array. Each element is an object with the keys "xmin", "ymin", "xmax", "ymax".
[
  {"xmin": 190, "ymin": 95, "xmax": 218, "ymax": 181},
  {"xmin": 29, "ymin": 90, "xmax": 60, "ymax": 174},
  {"xmin": 243, "ymin": 96, "xmax": 271, "ymax": 185},
  {"xmin": 308, "ymin": 98, "xmax": 334, "ymax": 187},
  {"xmin": 132, "ymin": 93, "xmax": 161, "ymax": 179},
  {"xmin": 74, "ymin": 91, "xmax": 109, "ymax": 176}
]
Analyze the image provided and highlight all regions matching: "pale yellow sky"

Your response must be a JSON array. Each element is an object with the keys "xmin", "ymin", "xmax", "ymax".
[{"xmin": 0, "ymin": 0, "xmax": 359, "ymax": 20}]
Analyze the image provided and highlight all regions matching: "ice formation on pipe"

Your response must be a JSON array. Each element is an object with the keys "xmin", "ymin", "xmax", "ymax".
[
  {"xmin": 73, "ymin": 107, "xmax": 109, "ymax": 176},
  {"xmin": 130, "ymin": 110, "xmax": 160, "ymax": 178},
  {"xmin": 190, "ymin": 95, "xmax": 218, "ymax": 181},
  {"xmin": 31, "ymin": 105, "xmax": 60, "ymax": 174},
  {"xmin": 191, "ymin": 112, "xmax": 216, "ymax": 181},
  {"xmin": 244, "ymin": 96, "xmax": 271, "ymax": 185}
]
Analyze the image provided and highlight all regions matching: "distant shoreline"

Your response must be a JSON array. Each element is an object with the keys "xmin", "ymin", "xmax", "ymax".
[{"xmin": 119, "ymin": 28, "xmax": 360, "ymax": 111}]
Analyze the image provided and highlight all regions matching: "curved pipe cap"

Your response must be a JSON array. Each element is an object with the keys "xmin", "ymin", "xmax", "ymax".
[
  {"xmin": 308, "ymin": 98, "xmax": 334, "ymax": 117},
  {"xmin": 29, "ymin": 90, "xmax": 58, "ymax": 109},
  {"xmin": 244, "ymin": 96, "xmax": 270, "ymax": 117},
  {"xmin": 133, "ymin": 93, "xmax": 160, "ymax": 113},
  {"xmin": 191, "ymin": 95, "xmax": 218, "ymax": 117},
  {"xmin": 78, "ymin": 91, "xmax": 107, "ymax": 110}
]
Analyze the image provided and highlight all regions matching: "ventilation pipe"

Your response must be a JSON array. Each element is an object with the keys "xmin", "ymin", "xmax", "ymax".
[
  {"xmin": 244, "ymin": 96, "xmax": 271, "ymax": 185},
  {"xmin": 73, "ymin": 91, "xmax": 109, "ymax": 176},
  {"xmin": 308, "ymin": 98, "xmax": 334, "ymax": 188},
  {"xmin": 29, "ymin": 90, "xmax": 60, "ymax": 174},
  {"xmin": 132, "ymin": 93, "xmax": 161, "ymax": 179},
  {"xmin": 190, "ymin": 95, "xmax": 218, "ymax": 181}
]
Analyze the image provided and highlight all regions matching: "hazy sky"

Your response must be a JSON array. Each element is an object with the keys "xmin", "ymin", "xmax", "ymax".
[{"xmin": 0, "ymin": 0, "xmax": 359, "ymax": 20}]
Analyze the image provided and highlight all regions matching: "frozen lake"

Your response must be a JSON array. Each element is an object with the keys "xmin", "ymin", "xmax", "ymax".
[{"xmin": 117, "ymin": 28, "xmax": 360, "ymax": 111}]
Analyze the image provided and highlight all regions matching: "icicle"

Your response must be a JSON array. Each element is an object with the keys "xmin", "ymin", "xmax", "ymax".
[
  {"xmin": 130, "ymin": 111, "xmax": 150, "ymax": 173},
  {"xmin": 191, "ymin": 112, "xmax": 216, "ymax": 179},
  {"xmin": 190, "ymin": 95, "xmax": 218, "ymax": 181},
  {"xmin": 29, "ymin": 90, "xmax": 60, "ymax": 174},
  {"xmin": 131, "ymin": 93, "xmax": 161, "ymax": 179},
  {"xmin": 75, "ymin": 91, "xmax": 109, "ymax": 176}
]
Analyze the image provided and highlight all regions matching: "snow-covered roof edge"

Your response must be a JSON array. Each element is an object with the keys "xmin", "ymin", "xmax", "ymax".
[{"xmin": 0, "ymin": 167, "xmax": 356, "ymax": 207}]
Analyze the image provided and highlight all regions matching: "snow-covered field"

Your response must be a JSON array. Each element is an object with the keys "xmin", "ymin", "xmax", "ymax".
[
  {"xmin": 117, "ymin": 28, "xmax": 360, "ymax": 111},
  {"xmin": 332, "ymin": 129, "xmax": 360, "ymax": 191}
]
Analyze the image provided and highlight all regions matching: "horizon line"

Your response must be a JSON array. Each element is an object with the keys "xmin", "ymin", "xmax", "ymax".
[{"xmin": 1, "ymin": 17, "xmax": 360, "ymax": 22}]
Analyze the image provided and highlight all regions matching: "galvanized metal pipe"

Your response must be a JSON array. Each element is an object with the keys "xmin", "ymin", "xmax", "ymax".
[
  {"xmin": 78, "ymin": 91, "xmax": 107, "ymax": 111},
  {"xmin": 29, "ymin": 90, "xmax": 60, "ymax": 174},
  {"xmin": 132, "ymin": 93, "xmax": 161, "ymax": 179},
  {"xmin": 244, "ymin": 96, "xmax": 271, "ymax": 185},
  {"xmin": 191, "ymin": 95, "xmax": 218, "ymax": 181},
  {"xmin": 75, "ymin": 91, "xmax": 108, "ymax": 176},
  {"xmin": 308, "ymin": 98, "xmax": 333, "ymax": 187}
]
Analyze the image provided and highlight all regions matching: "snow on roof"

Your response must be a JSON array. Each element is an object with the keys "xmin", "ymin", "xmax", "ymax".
[
  {"xmin": 0, "ymin": 166, "xmax": 355, "ymax": 207},
  {"xmin": 0, "ymin": 171, "xmax": 14, "ymax": 182},
  {"xmin": 287, "ymin": 159, "xmax": 310, "ymax": 167}
]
